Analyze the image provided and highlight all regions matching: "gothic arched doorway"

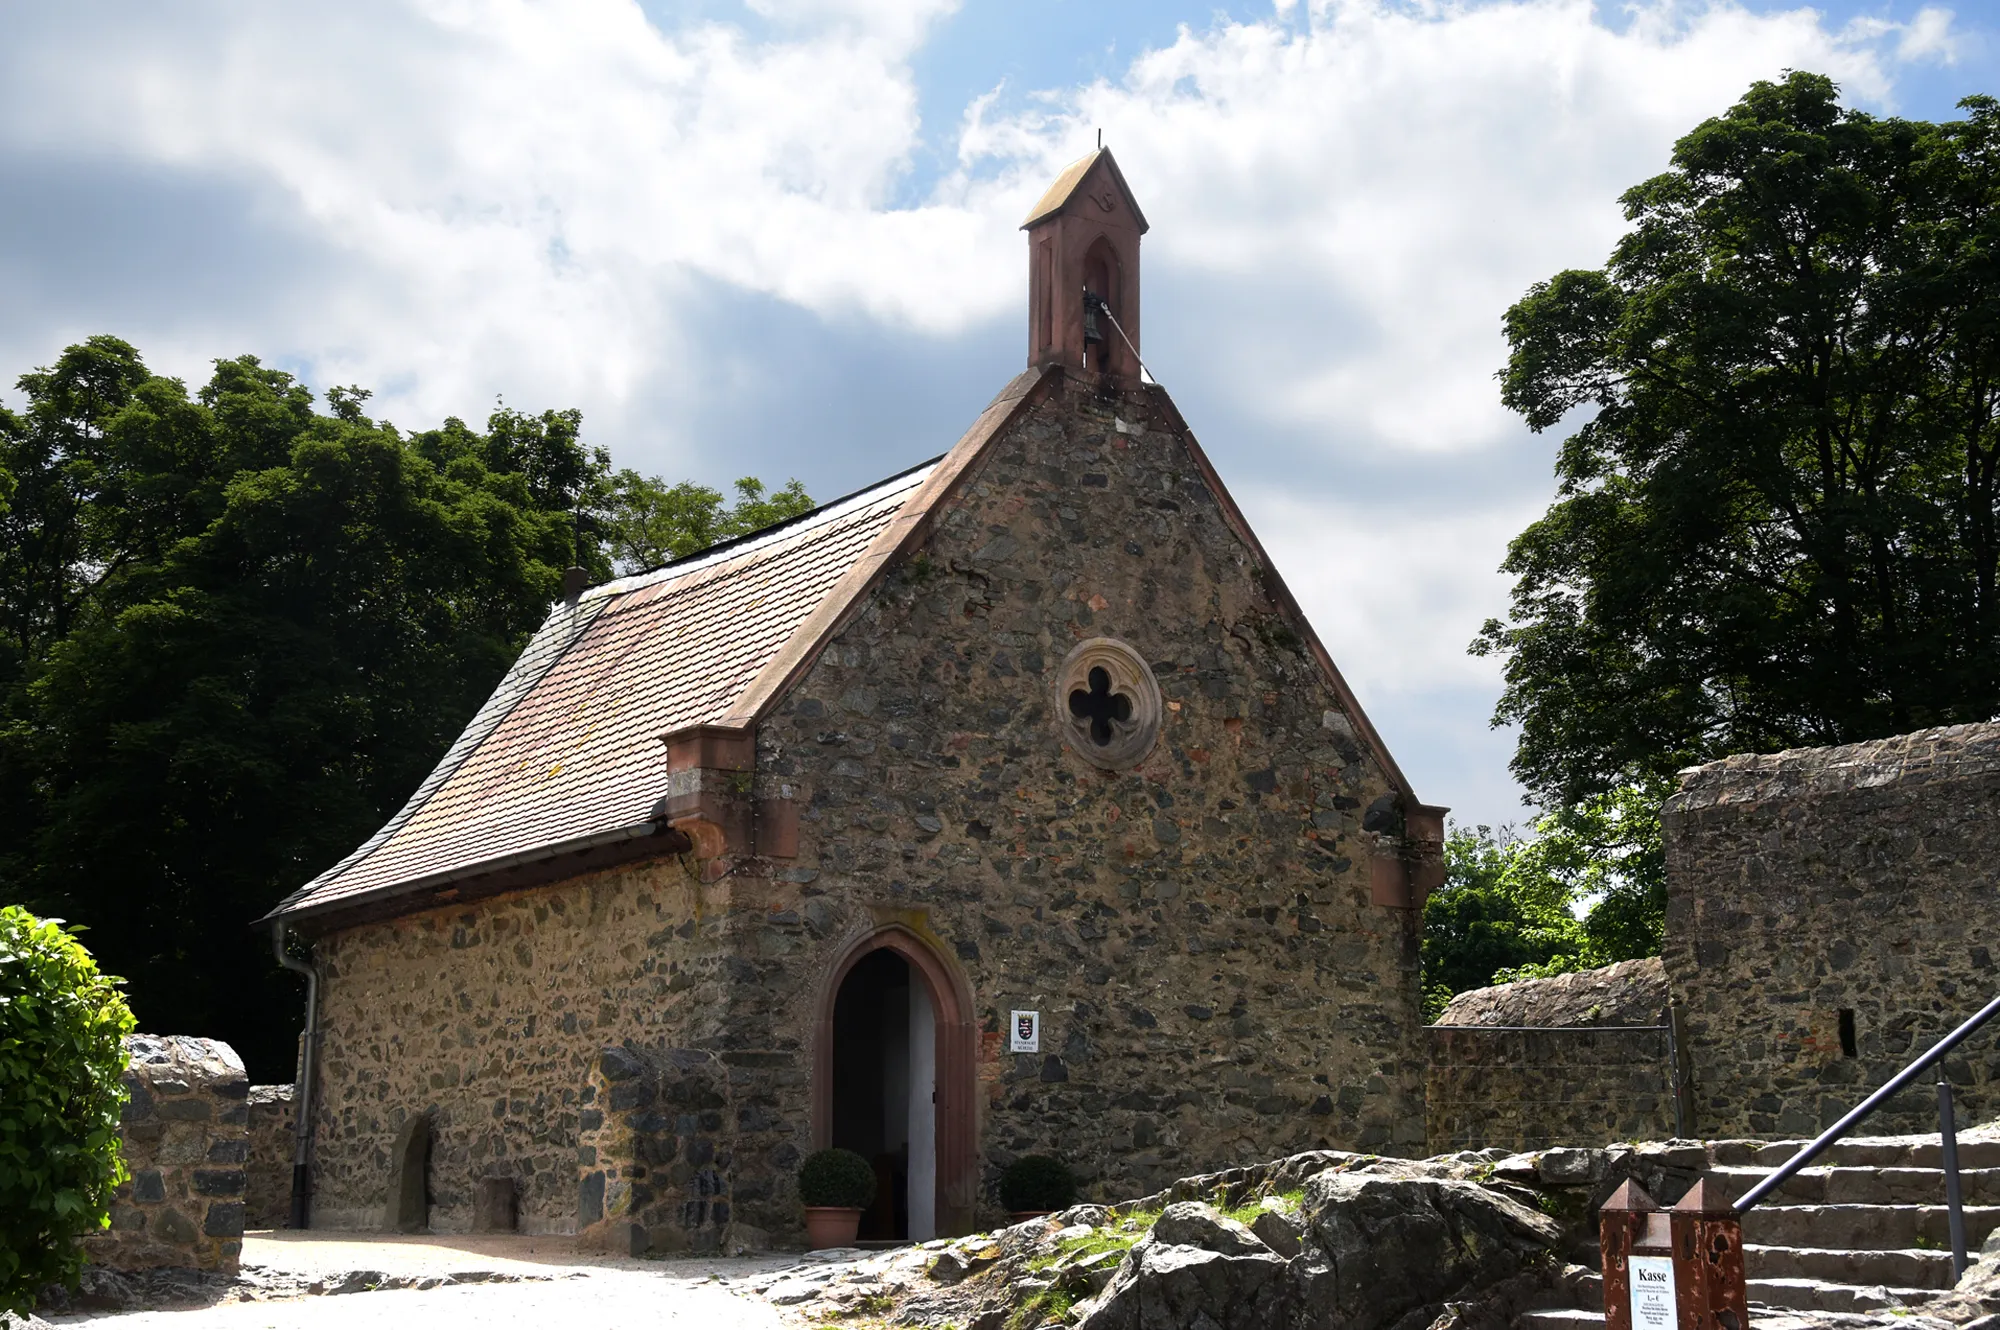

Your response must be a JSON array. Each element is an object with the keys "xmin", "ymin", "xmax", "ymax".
[{"xmin": 813, "ymin": 926, "xmax": 976, "ymax": 1239}]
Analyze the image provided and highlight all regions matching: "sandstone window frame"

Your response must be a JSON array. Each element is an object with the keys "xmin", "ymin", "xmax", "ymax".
[{"xmin": 1057, "ymin": 637, "xmax": 1162, "ymax": 770}]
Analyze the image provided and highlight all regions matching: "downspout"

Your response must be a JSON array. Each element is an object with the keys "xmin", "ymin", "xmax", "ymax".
[{"xmin": 271, "ymin": 921, "xmax": 318, "ymax": 1230}]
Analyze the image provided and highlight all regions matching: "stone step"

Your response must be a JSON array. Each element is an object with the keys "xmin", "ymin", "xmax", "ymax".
[
  {"xmin": 1741, "ymin": 1202, "xmax": 2000, "ymax": 1251},
  {"xmin": 1747, "ymin": 1277, "xmax": 1936, "ymax": 1313},
  {"xmin": 1744, "ymin": 1243, "xmax": 1957, "ymax": 1290},
  {"xmin": 1519, "ymin": 1309, "xmax": 1602, "ymax": 1330},
  {"xmin": 1712, "ymin": 1137, "xmax": 2000, "ymax": 1171},
  {"xmin": 1711, "ymin": 1165, "xmax": 2000, "ymax": 1206}
]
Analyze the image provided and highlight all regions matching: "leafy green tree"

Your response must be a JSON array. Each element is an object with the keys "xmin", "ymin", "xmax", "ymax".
[
  {"xmin": 1421, "ymin": 784, "xmax": 1667, "ymax": 1017},
  {"xmin": 1478, "ymin": 75, "xmax": 2000, "ymax": 807},
  {"xmin": 598, "ymin": 471, "xmax": 814, "ymax": 573},
  {"xmin": 0, "ymin": 337, "xmax": 811, "ymax": 1079},
  {"xmin": 0, "ymin": 907, "xmax": 135, "ymax": 1315}
]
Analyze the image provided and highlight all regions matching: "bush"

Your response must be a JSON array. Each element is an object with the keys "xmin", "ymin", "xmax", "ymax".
[
  {"xmin": 798, "ymin": 1147, "xmax": 876, "ymax": 1209},
  {"xmin": 1000, "ymin": 1155, "xmax": 1077, "ymax": 1213},
  {"xmin": 0, "ymin": 907, "xmax": 135, "ymax": 1316}
]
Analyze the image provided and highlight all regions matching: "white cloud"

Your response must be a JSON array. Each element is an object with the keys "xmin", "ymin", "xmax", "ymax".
[
  {"xmin": 956, "ymin": 0, "xmax": 1933, "ymax": 454},
  {"xmin": 0, "ymin": 0, "xmax": 1947, "ymax": 438},
  {"xmin": 0, "ymin": 0, "xmax": 1962, "ymax": 821}
]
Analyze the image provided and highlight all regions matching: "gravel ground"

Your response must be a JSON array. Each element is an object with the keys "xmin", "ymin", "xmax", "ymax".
[{"xmin": 36, "ymin": 1232, "xmax": 815, "ymax": 1330}]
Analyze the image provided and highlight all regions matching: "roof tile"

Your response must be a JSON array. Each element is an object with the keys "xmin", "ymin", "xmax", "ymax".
[{"xmin": 269, "ymin": 462, "xmax": 936, "ymax": 919}]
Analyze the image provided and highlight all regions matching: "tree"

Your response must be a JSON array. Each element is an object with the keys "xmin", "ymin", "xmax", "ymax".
[
  {"xmin": 0, "ymin": 337, "xmax": 811, "ymax": 1079},
  {"xmin": 597, "ymin": 471, "xmax": 815, "ymax": 573},
  {"xmin": 1420, "ymin": 784, "xmax": 1667, "ymax": 1018},
  {"xmin": 1479, "ymin": 75, "xmax": 2000, "ymax": 807}
]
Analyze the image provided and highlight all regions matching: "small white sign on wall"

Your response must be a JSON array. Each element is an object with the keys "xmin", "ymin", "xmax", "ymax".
[
  {"xmin": 1628, "ymin": 1255, "xmax": 1677, "ymax": 1330},
  {"xmin": 1009, "ymin": 1010, "xmax": 1041, "ymax": 1053}
]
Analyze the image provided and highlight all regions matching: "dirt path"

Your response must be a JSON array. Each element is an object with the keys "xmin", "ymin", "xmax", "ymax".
[{"xmin": 44, "ymin": 1232, "xmax": 808, "ymax": 1330}]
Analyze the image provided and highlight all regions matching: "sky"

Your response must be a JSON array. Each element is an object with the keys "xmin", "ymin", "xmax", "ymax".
[{"xmin": 0, "ymin": 0, "xmax": 1991, "ymax": 832}]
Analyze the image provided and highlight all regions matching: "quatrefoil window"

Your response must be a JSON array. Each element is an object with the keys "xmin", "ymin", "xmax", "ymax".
[
  {"xmin": 1069, "ymin": 666, "xmax": 1133, "ymax": 746},
  {"xmin": 1056, "ymin": 638, "xmax": 1162, "ymax": 770}
]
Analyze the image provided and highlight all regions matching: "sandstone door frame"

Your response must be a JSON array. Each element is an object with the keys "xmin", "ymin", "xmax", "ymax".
[{"xmin": 812, "ymin": 923, "xmax": 977, "ymax": 1236}]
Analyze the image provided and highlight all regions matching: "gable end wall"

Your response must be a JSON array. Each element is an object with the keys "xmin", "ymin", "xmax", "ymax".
[{"xmin": 714, "ymin": 372, "xmax": 1426, "ymax": 1225}]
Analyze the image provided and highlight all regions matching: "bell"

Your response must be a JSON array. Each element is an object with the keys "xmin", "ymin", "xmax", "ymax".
[{"xmin": 1082, "ymin": 289, "xmax": 1107, "ymax": 346}]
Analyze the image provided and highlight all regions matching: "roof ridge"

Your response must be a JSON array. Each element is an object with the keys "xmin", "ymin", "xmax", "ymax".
[{"xmin": 587, "ymin": 457, "xmax": 944, "ymax": 602}]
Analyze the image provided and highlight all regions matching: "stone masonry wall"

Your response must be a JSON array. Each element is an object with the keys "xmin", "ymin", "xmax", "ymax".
[
  {"xmin": 245, "ymin": 1085, "xmax": 294, "ymax": 1229},
  {"xmin": 1426, "ymin": 1026, "xmax": 1675, "ymax": 1153},
  {"xmin": 87, "ymin": 1035, "xmax": 248, "ymax": 1272},
  {"xmin": 720, "ymin": 371, "xmax": 1428, "ymax": 1233},
  {"xmin": 575, "ymin": 1045, "xmax": 736, "ymax": 1254},
  {"xmin": 1664, "ymin": 723, "xmax": 2000, "ymax": 1139},
  {"xmin": 308, "ymin": 855, "xmax": 714, "ymax": 1233},
  {"xmin": 1436, "ymin": 957, "xmax": 1667, "ymax": 1029},
  {"xmin": 1425, "ymin": 959, "xmax": 1677, "ymax": 1154}
]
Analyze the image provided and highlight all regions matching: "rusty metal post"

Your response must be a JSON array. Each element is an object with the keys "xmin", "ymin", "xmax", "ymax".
[
  {"xmin": 1665, "ymin": 1001, "xmax": 1696, "ymax": 1139},
  {"xmin": 1670, "ymin": 1179, "xmax": 1749, "ymax": 1330},
  {"xmin": 1601, "ymin": 1179, "xmax": 1667, "ymax": 1330}
]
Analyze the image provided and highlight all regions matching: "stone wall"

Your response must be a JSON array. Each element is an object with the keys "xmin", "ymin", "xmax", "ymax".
[
  {"xmin": 1664, "ymin": 723, "xmax": 2000, "ymax": 1139},
  {"xmin": 245, "ymin": 1086, "xmax": 295, "ymax": 1229},
  {"xmin": 1436, "ymin": 957, "xmax": 1667, "ymax": 1029},
  {"xmin": 576, "ymin": 1045, "xmax": 737, "ymax": 1253},
  {"xmin": 309, "ymin": 855, "xmax": 712, "ymax": 1233},
  {"xmin": 1426, "ymin": 1025, "xmax": 1676, "ymax": 1153},
  {"xmin": 87, "ymin": 1035, "xmax": 248, "ymax": 1272},
  {"xmin": 1426, "ymin": 960, "xmax": 1677, "ymax": 1153},
  {"xmin": 301, "ymin": 370, "xmax": 1430, "ymax": 1249}
]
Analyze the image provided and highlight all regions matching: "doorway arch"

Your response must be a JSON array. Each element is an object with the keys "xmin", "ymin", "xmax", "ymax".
[{"xmin": 812, "ymin": 925, "xmax": 977, "ymax": 1238}]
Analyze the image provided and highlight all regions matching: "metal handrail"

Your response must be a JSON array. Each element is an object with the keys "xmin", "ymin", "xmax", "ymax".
[{"xmin": 1734, "ymin": 989, "xmax": 2000, "ymax": 1281}]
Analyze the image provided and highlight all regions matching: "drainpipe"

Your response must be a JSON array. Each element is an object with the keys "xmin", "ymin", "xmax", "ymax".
[{"xmin": 271, "ymin": 920, "xmax": 318, "ymax": 1230}]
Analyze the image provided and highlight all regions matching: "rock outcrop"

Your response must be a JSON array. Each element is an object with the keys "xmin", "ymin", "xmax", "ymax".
[{"xmin": 743, "ymin": 1148, "xmax": 1585, "ymax": 1329}]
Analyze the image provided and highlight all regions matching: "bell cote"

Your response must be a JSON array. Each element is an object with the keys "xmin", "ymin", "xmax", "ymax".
[{"xmin": 1021, "ymin": 148, "xmax": 1149, "ymax": 380}]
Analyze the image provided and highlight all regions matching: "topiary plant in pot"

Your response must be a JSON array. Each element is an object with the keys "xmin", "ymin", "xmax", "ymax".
[
  {"xmin": 798, "ymin": 1147, "xmax": 877, "ymax": 1249},
  {"xmin": 999, "ymin": 1154, "xmax": 1076, "ymax": 1220}
]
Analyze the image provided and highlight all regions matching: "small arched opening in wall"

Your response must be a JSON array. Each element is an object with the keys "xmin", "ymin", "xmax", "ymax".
[
  {"xmin": 386, "ymin": 1111, "xmax": 432, "ymax": 1233},
  {"xmin": 812, "ymin": 924, "xmax": 977, "ymax": 1240},
  {"xmin": 1081, "ymin": 235, "xmax": 1123, "ymax": 374}
]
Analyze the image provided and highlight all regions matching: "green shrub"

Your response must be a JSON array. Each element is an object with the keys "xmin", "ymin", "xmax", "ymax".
[
  {"xmin": 0, "ymin": 907, "xmax": 135, "ymax": 1316},
  {"xmin": 1000, "ymin": 1155, "xmax": 1077, "ymax": 1213},
  {"xmin": 798, "ymin": 1147, "xmax": 876, "ymax": 1209}
]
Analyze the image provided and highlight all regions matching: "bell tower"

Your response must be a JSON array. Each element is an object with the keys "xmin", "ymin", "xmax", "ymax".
[{"xmin": 1022, "ymin": 147, "xmax": 1149, "ymax": 380}]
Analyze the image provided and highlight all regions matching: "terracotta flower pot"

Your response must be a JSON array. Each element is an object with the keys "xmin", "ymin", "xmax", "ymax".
[{"xmin": 805, "ymin": 1205, "xmax": 863, "ymax": 1249}]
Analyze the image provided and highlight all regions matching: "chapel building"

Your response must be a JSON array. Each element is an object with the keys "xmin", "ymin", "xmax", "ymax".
[{"xmin": 264, "ymin": 150, "xmax": 1444, "ymax": 1251}]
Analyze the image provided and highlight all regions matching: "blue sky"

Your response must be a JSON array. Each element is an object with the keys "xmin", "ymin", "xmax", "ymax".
[{"xmin": 0, "ymin": 0, "xmax": 1988, "ymax": 831}]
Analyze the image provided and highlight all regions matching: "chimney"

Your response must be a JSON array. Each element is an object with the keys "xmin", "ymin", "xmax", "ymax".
[
  {"xmin": 1021, "ymin": 147, "xmax": 1148, "ymax": 380},
  {"xmin": 561, "ymin": 566, "xmax": 589, "ymax": 605}
]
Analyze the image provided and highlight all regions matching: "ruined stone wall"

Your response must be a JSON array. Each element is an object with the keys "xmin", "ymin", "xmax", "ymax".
[
  {"xmin": 88, "ymin": 1035, "xmax": 248, "ymax": 1272},
  {"xmin": 722, "ymin": 372, "xmax": 1427, "ymax": 1232},
  {"xmin": 1425, "ymin": 959, "xmax": 1678, "ymax": 1154},
  {"xmin": 1426, "ymin": 1026, "xmax": 1675, "ymax": 1153},
  {"xmin": 1664, "ymin": 723, "xmax": 2000, "ymax": 1139},
  {"xmin": 245, "ymin": 1086, "xmax": 294, "ymax": 1229},
  {"xmin": 307, "ymin": 855, "xmax": 715, "ymax": 1233}
]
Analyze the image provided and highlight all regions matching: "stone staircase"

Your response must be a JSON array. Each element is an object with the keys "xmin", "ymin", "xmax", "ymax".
[{"xmin": 1521, "ymin": 1135, "xmax": 2000, "ymax": 1328}]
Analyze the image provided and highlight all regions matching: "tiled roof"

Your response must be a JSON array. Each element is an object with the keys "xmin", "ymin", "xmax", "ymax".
[
  {"xmin": 1019, "ymin": 148, "xmax": 1150, "ymax": 233},
  {"xmin": 267, "ymin": 460, "xmax": 939, "ymax": 922}
]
